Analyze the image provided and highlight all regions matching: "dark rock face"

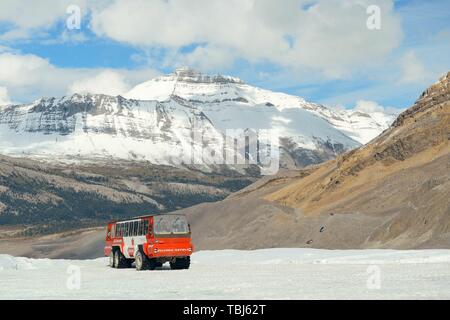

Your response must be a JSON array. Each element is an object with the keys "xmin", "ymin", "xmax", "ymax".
[
  {"xmin": 0, "ymin": 155, "xmax": 257, "ymax": 236},
  {"xmin": 280, "ymin": 137, "xmax": 347, "ymax": 168},
  {"xmin": 173, "ymin": 67, "xmax": 245, "ymax": 84},
  {"xmin": 0, "ymin": 94, "xmax": 196, "ymax": 137}
]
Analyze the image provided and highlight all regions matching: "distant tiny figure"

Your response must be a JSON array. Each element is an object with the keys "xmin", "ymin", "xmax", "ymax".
[
  {"xmin": 320, "ymin": 226, "xmax": 325, "ymax": 233},
  {"xmin": 306, "ymin": 239, "xmax": 313, "ymax": 245}
]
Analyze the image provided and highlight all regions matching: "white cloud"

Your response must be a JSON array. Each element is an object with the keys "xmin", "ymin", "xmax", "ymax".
[
  {"xmin": 0, "ymin": 52, "xmax": 159, "ymax": 103},
  {"xmin": 0, "ymin": 0, "xmax": 89, "ymax": 40},
  {"xmin": 68, "ymin": 70, "xmax": 130, "ymax": 96},
  {"xmin": 91, "ymin": 0, "xmax": 403, "ymax": 78},
  {"xmin": 0, "ymin": 87, "xmax": 12, "ymax": 105},
  {"xmin": 354, "ymin": 100, "xmax": 399, "ymax": 115},
  {"xmin": 398, "ymin": 51, "xmax": 428, "ymax": 84},
  {"xmin": 0, "ymin": 53, "xmax": 55, "ymax": 87},
  {"xmin": 355, "ymin": 100, "xmax": 386, "ymax": 113},
  {"xmin": 168, "ymin": 45, "xmax": 237, "ymax": 72}
]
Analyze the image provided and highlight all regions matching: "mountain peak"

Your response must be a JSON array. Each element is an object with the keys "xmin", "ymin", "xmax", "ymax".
[
  {"xmin": 393, "ymin": 70, "xmax": 450, "ymax": 127},
  {"xmin": 168, "ymin": 67, "xmax": 245, "ymax": 84},
  {"xmin": 173, "ymin": 66, "xmax": 200, "ymax": 77}
]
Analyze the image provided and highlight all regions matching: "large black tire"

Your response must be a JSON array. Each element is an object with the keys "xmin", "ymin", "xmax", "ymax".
[
  {"xmin": 114, "ymin": 250, "xmax": 128, "ymax": 269},
  {"xmin": 170, "ymin": 257, "xmax": 190, "ymax": 270},
  {"xmin": 148, "ymin": 259, "xmax": 158, "ymax": 270},
  {"xmin": 109, "ymin": 250, "xmax": 115, "ymax": 268}
]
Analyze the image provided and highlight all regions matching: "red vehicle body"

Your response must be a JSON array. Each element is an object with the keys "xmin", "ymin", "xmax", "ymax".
[{"xmin": 104, "ymin": 214, "xmax": 194, "ymax": 271}]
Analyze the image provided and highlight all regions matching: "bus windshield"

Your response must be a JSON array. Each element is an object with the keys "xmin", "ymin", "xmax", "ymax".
[{"xmin": 154, "ymin": 215, "xmax": 189, "ymax": 235}]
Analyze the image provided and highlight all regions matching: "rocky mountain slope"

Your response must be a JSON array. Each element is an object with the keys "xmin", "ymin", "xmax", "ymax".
[
  {"xmin": 0, "ymin": 155, "xmax": 255, "ymax": 236},
  {"xmin": 175, "ymin": 71, "xmax": 450, "ymax": 250},
  {"xmin": 0, "ymin": 68, "xmax": 396, "ymax": 170}
]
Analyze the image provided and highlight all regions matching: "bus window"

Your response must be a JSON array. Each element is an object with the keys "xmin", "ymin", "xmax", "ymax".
[
  {"xmin": 137, "ymin": 221, "xmax": 142, "ymax": 235},
  {"xmin": 134, "ymin": 221, "xmax": 138, "ymax": 236},
  {"xmin": 144, "ymin": 220, "xmax": 149, "ymax": 235},
  {"xmin": 139, "ymin": 220, "xmax": 148, "ymax": 236},
  {"xmin": 154, "ymin": 215, "xmax": 189, "ymax": 235}
]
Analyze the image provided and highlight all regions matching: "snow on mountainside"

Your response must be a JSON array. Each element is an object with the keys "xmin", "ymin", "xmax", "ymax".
[
  {"xmin": 125, "ymin": 67, "xmax": 397, "ymax": 144},
  {"xmin": 0, "ymin": 68, "xmax": 396, "ymax": 169},
  {"xmin": 0, "ymin": 94, "xmax": 227, "ymax": 167}
]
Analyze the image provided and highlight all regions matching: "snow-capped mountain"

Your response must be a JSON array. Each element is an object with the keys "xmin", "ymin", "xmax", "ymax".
[
  {"xmin": 125, "ymin": 67, "xmax": 397, "ymax": 144},
  {"xmin": 0, "ymin": 68, "xmax": 397, "ymax": 170},
  {"xmin": 0, "ymin": 94, "xmax": 229, "ymax": 167}
]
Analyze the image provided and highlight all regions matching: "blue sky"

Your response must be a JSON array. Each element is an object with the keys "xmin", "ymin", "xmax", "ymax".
[{"xmin": 0, "ymin": 0, "xmax": 449, "ymax": 112}]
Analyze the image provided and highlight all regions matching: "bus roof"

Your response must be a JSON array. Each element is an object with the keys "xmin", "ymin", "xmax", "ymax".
[{"xmin": 110, "ymin": 213, "xmax": 186, "ymax": 224}]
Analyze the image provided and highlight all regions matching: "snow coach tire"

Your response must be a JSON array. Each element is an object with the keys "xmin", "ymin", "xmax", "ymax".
[
  {"xmin": 109, "ymin": 250, "xmax": 115, "ymax": 268},
  {"xmin": 148, "ymin": 258, "xmax": 157, "ymax": 270},
  {"xmin": 114, "ymin": 250, "xmax": 127, "ymax": 269},
  {"xmin": 135, "ymin": 250, "xmax": 149, "ymax": 271},
  {"xmin": 170, "ymin": 257, "xmax": 190, "ymax": 270},
  {"xmin": 181, "ymin": 256, "xmax": 191, "ymax": 270}
]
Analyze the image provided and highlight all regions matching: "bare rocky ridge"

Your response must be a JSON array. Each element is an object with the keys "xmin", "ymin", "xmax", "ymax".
[{"xmin": 176, "ymin": 72, "xmax": 450, "ymax": 250}]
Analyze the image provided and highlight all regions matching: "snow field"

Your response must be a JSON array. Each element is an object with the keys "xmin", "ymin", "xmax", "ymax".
[{"xmin": 1, "ymin": 248, "xmax": 449, "ymax": 299}]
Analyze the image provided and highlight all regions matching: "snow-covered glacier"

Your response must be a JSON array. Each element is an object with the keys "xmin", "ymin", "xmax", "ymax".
[{"xmin": 1, "ymin": 248, "xmax": 450, "ymax": 299}]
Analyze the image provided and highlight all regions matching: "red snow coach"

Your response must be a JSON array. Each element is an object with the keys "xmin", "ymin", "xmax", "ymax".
[{"xmin": 104, "ymin": 214, "xmax": 194, "ymax": 271}]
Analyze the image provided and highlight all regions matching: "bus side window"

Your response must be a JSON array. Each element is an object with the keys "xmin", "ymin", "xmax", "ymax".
[
  {"xmin": 147, "ymin": 220, "xmax": 152, "ymax": 236},
  {"xmin": 137, "ymin": 221, "xmax": 142, "ymax": 236},
  {"xmin": 144, "ymin": 220, "xmax": 149, "ymax": 235},
  {"xmin": 142, "ymin": 220, "xmax": 148, "ymax": 235}
]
